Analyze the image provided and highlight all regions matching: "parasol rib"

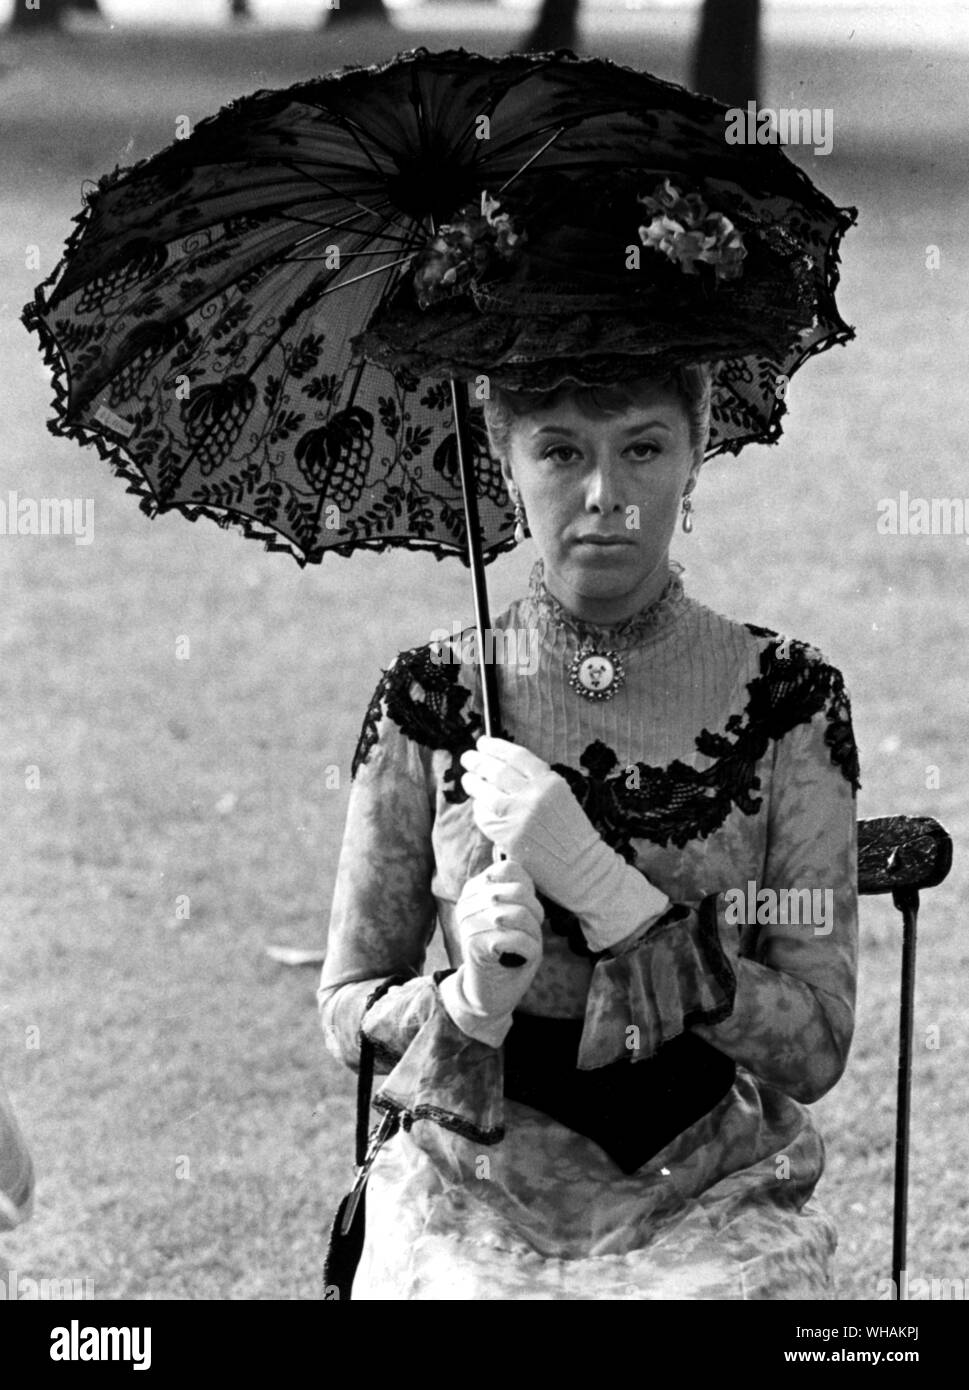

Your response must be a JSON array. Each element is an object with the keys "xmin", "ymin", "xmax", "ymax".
[{"xmin": 496, "ymin": 126, "xmax": 567, "ymax": 193}]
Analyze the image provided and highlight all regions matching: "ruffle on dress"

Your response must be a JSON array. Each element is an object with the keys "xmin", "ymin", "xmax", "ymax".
[
  {"xmin": 580, "ymin": 892, "xmax": 740, "ymax": 1068},
  {"xmin": 363, "ymin": 973, "xmax": 505, "ymax": 1144}
]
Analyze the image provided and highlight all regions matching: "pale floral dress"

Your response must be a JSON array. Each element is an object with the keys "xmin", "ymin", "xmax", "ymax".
[{"xmin": 318, "ymin": 560, "xmax": 860, "ymax": 1300}]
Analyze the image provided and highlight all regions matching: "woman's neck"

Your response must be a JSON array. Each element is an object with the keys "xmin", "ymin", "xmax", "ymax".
[{"xmin": 542, "ymin": 551, "xmax": 674, "ymax": 626}]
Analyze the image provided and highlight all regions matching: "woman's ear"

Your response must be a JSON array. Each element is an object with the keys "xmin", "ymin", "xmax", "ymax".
[
  {"xmin": 499, "ymin": 455, "xmax": 517, "ymax": 499},
  {"xmin": 483, "ymin": 409, "xmax": 503, "ymax": 467}
]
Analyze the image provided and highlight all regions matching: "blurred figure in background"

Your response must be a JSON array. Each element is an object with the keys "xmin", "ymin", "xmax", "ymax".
[{"xmin": 0, "ymin": 1075, "xmax": 34, "ymax": 1234}]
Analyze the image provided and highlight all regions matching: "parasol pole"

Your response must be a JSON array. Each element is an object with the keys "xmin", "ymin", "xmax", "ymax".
[
  {"xmin": 427, "ymin": 202, "xmax": 501, "ymax": 737},
  {"xmin": 449, "ymin": 375, "xmax": 502, "ymax": 738},
  {"xmin": 449, "ymin": 377, "xmax": 526, "ymax": 968}
]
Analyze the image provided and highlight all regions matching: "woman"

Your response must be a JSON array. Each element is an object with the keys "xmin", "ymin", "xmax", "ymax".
[{"xmin": 317, "ymin": 355, "xmax": 860, "ymax": 1300}]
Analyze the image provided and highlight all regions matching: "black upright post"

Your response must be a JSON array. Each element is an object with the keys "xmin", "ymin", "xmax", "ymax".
[{"xmin": 891, "ymin": 886, "xmax": 919, "ymax": 1298}]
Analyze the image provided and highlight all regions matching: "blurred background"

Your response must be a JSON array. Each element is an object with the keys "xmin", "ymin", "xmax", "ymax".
[{"xmin": 1, "ymin": 0, "xmax": 967, "ymax": 1299}]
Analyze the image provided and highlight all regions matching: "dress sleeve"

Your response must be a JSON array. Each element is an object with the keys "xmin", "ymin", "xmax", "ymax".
[
  {"xmin": 579, "ymin": 654, "xmax": 860, "ymax": 1104},
  {"xmin": 317, "ymin": 655, "xmax": 504, "ymax": 1143}
]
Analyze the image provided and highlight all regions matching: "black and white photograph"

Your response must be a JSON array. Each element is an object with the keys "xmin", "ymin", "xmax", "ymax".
[{"xmin": 0, "ymin": 0, "xmax": 966, "ymax": 1344}]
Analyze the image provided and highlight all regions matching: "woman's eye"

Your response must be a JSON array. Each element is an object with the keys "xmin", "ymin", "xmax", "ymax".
[
  {"xmin": 626, "ymin": 441, "xmax": 662, "ymax": 460},
  {"xmin": 543, "ymin": 445, "xmax": 578, "ymax": 463}
]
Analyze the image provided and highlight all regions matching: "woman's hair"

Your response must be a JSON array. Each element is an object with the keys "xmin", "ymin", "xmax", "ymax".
[{"xmin": 483, "ymin": 362, "xmax": 714, "ymax": 461}]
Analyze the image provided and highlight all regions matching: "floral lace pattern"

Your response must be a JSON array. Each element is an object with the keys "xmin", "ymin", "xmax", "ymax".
[
  {"xmin": 347, "ymin": 614, "xmax": 860, "ymax": 973},
  {"xmin": 351, "ymin": 643, "xmax": 513, "ymax": 803},
  {"xmin": 352, "ymin": 623, "xmax": 862, "ymax": 839},
  {"xmin": 22, "ymin": 45, "xmax": 855, "ymax": 582},
  {"xmin": 547, "ymin": 637, "xmax": 860, "ymax": 858},
  {"xmin": 744, "ymin": 623, "xmax": 861, "ymax": 793}
]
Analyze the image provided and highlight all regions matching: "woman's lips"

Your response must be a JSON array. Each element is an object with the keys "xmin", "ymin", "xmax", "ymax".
[{"xmin": 573, "ymin": 535, "xmax": 636, "ymax": 547}]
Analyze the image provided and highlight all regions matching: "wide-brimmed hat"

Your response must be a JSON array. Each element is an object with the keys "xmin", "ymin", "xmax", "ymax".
[{"xmin": 354, "ymin": 140, "xmax": 856, "ymax": 455}]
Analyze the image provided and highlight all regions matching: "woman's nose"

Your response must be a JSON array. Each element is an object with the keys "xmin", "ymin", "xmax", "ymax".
[{"xmin": 584, "ymin": 462, "xmax": 624, "ymax": 514}]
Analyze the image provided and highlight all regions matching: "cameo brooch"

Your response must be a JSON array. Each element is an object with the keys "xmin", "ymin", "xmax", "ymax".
[{"xmin": 567, "ymin": 644, "xmax": 626, "ymax": 702}]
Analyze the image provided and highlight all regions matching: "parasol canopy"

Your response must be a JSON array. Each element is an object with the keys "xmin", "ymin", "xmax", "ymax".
[{"xmin": 21, "ymin": 46, "xmax": 856, "ymax": 571}]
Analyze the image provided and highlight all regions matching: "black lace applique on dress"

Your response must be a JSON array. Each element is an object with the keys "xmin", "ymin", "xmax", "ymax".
[
  {"xmin": 546, "ymin": 636, "xmax": 860, "ymax": 857},
  {"xmin": 351, "ymin": 678, "xmax": 390, "ymax": 781},
  {"xmin": 820, "ymin": 678, "xmax": 861, "ymax": 793},
  {"xmin": 351, "ymin": 630, "xmax": 861, "ymax": 956},
  {"xmin": 743, "ymin": 624, "xmax": 861, "ymax": 795},
  {"xmin": 351, "ymin": 630, "xmax": 860, "ymax": 959},
  {"xmin": 351, "ymin": 643, "xmax": 513, "ymax": 802},
  {"xmin": 354, "ymin": 629, "xmax": 860, "ymax": 830}
]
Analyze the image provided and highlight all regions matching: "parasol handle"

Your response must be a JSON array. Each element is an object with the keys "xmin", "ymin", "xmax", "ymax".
[{"xmin": 491, "ymin": 844, "xmax": 526, "ymax": 968}]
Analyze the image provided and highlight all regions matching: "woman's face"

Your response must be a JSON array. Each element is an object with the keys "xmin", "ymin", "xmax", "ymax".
[{"xmin": 499, "ymin": 380, "xmax": 699, "ymax": 622}]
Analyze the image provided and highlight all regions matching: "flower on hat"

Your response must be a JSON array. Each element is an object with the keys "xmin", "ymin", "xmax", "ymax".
[
  {"xmin": 412, "ymin": 191, "xmax": 526, "ymax": 310},
  {"xmin": 636, "ymin": 179, "xmax": 746, "ymax": 283}
]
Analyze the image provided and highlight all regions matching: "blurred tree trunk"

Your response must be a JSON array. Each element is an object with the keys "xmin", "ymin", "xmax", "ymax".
[
  {"xmin": 692, "ymin": 0, "xmax": 761, "ymax": 108},
  {"xmin": 523, "ymin": 0, "xmax": 580, "ymax": 52},
  {"xmin": 323, "ymin": 0, "xmax": 393, "ymax": 26},
  {"xmin": 10, "ymin": 0, "xmax": 70, "ymax": 29}
]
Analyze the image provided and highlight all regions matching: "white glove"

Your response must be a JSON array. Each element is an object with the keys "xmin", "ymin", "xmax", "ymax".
[
  {"xmin": 439, "ymin": 857, "xmax": 544, "ymax": 1048},
  {"xmin": 459, "ymin": 735, "xmax": 670, "ymax": 954}
]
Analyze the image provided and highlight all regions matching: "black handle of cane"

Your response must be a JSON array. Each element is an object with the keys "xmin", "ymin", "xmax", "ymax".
[
  {"xmin": 492, "ymin": 843, "xmax": 527, "ymax": 968},
  {"xmin": 498, "ymin": 953, "xmax": 527, "ymax": 967}
]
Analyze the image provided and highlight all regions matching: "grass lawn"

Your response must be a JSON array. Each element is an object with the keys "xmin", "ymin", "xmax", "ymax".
[{"xmin": 0, "ymin": 15, "xmax": 967, "ymax": 1299}]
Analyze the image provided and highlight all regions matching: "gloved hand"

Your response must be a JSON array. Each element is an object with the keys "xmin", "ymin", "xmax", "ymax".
[
  {"xmin": 438, "ymin": 857, "xmax": 544, "ymax": 1048},
  {"xmin": 460, "ymin": 736, "xmax": 670, "ymax": 954}
]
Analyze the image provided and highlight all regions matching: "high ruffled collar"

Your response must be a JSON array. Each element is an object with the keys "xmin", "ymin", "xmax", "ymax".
[{"xmin": 521, "ymin": 558, "xmax": 688, "ymax": 652}]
